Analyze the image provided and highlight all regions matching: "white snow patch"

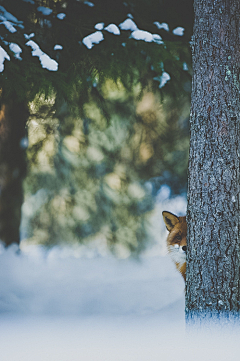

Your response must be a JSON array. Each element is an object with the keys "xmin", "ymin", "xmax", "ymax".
[
  {"xmin": 0, "ymin": 245, "xmax": 184, "ymax": 316},
  {"xmin": 1, "ymin": 191, "xmax": 239, "ymax": 360},
  {"xmin": 0, "ymin": 6, "xmax": 21, "ymax": 23},
  {"xmin": 9, "ymin": 43, "xmax": 22, "ymax": 60},
  {"xmin": 95, "ymin": 22, "xmax": 104, "ymax": 30},
  {"xmin": 54, "ymin": 44, "xmax": 63, "ymax": 50},
  {"xmin": 4, "ymin": 192, "xmax": 240, "ymax": 360},
  {"xmin": 84, "ymin": 1, "xmax": 95, "ymax": 6},
  {"xmin": 152, "ymin": 33, "xmax": 163, "ymax": 44},
  {"xmin": 104, "ymin": 24, "xmax": 120, "ymax": 35},
  {"xmin": 173, "ymin": 26, "xmax": 185, "ymax": 36},
  {"xmin": 153, "ymin": 71, "xmax": 171, "ymax": 88},
  {"xmin": 120, "ymin": 19, "xmax": 163, "ymax": 45},
  {"xmin": 159, "ymin": 72, "xmax": 171, "ymax": 87},
  {"xmin": 0, "ymin": 6, "xmax": 23, "ymax": 32},
  {"xmin": 183, "ymin": 62, "xmax": 188, "ymax": 71},
  {"xmin": 82, "ymin": 31, "xmax": 104, "ymax": 49},
  {"xmin": 127, "ymin": 13, "xmax": 134, "ymax": 19},
  {"xmin": 1, "ymin": 314, "xmax": 240, "ymax": 361},
  {"xmin": 22, "ymin": 0, "xmax": 35, "ymax": 3},
  {"xmin": 131, "ymin": 30, "xmax": 153, "ymax": 42},
  {"xmin": 119, "ymin": 18, "xmax": 138, "ymax": 32},
  {"xmin": 154, "ymin": 21, "xmax": 169, "ymax": 31},
  {"xmin": 24, "ymin": 32, "xmax": 35, "ymax": 39},
  {"xmin": 0, "ymin": 46, "xmax": 10, "ymax": 72},
  {"xmin": 56, "ymin": 13, "xmax": 66, "ymax": 20},
  {"xmin": 1, "ymin": 20, "xmax": 17, "ymax": 33},
  {"xmin": 26, "ymin": 40, "xmax": 58, "ymax": 71},
  {"xmin": 37, "ymin": 6, "xmax": 53, "ymax": 16}
]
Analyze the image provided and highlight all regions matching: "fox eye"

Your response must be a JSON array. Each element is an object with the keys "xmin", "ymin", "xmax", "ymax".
[{"xmin": 175, "ymin": 235, "xmax": 182, "ymax": 241}]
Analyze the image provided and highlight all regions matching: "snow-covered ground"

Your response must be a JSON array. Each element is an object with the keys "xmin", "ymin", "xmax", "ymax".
[
  {"xmin": 0, "ymin": 248, "xmax": 186, "ymax": 361},
  {"xmin": 1, "ymin": 187, "xmax": 240, "ymax": 360}
]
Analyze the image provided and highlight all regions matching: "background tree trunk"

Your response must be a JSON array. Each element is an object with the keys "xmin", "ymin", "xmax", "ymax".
[
  {"xmin": 0, "ymin": 101, "xmax": 28, "ymax": 246},
  {"xmin": 186, "ymin": 0, "xmax": 240, "ymax": 322}
]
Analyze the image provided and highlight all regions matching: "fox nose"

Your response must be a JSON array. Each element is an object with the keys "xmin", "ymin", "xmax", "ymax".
[{"xmin": 182, "ymin": 246, "xmax": 187, "ymax": 253}]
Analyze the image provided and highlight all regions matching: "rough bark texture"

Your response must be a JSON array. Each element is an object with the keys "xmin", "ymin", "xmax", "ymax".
[
  {"xmin": 0, "ymin": 101, "xmax": 28, "ymax": 246},
  {"xmin": 186, "ymin": 0, "xmax": 240, "ymax": 321}
]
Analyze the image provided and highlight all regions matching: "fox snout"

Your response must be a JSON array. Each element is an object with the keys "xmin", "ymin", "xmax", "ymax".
[{"xmin": 162, "ymin": 211, "xmax": 187, "ymax": 281}]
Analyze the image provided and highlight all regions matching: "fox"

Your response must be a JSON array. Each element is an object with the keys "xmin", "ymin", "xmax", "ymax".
[{"xmin": 162, "ymin": 211, "xmax": 187, "ymax": 282}]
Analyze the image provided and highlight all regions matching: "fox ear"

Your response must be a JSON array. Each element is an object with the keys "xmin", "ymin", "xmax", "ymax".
[{"xmin": 162, "ymin": 211, "xmax": 179, "ymax": 231}]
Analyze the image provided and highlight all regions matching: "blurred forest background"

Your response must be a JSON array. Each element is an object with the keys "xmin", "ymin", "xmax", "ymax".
[{"xmin": 0, "ymin": 0, "xmax": 193, "ymax": 256}]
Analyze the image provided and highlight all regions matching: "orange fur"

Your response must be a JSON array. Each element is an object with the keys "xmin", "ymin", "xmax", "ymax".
[{"xmin": 162, "ymin": 211, "xmax": 187, "ymax": 281}]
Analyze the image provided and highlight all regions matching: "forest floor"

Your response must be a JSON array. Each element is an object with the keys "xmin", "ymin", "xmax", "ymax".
[
  {"xmin": 0, "ymin": 188, "xmax": 239, "ymax": 360},
  {"xmin": 0, "ymin": 246, "xmax": 240, "ymax": 361}
]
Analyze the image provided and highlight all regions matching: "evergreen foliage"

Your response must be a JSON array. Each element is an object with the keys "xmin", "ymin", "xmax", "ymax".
[
  {"xmin": 23, "ymin": 78, "xmax": 190, "ymax": 254},
  {"xmin": 0, "ymin": 0, "xmax": 193, "ymax": 103},
  {"xmin": 0, "ymin": 0, "xmax": 193, "ymax": 252}
]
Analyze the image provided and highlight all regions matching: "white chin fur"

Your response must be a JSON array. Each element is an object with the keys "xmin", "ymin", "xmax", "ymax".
[{"xmin": 168, "ymin": 245, "xmax": 186, "ymax": 265}]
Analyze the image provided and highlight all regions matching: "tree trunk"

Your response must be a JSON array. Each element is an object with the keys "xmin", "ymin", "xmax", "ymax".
[
  {"xmin": 0, "ymin": 101, "xmax": 28, "ymax": 246},
  {"xmin": 186, "ymin": 0, "xmax": 240, "ymax": 323}
]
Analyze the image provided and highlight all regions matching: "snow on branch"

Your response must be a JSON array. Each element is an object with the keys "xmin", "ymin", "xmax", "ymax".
[
  {"xmin": 172, "ymin": 27, "xmax": 185, "ymax": 36},
  {"xmin": 83, "ymin": 17, "xmax": 164, "ymax": 50},
  {"xmin": 0, "ymin": 5, "xmax": 24, "ymax": 33},
  {"xmin": 82, "ymin": 31, "xmax": 104, "ymax": 49},
  {"xmin": 0, "ymin": 45, "xmax": 10, "ymax": 72},
  {"xmin": 26, "ymin": 40, "xmax": 58, "ymax": 71},
  {"xmin": 37, "ymin": 7, "xmax": 53, "ymax": 16}
]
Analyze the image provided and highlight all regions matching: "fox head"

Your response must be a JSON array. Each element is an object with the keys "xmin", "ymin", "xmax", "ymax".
[{"xmin": 162, "ymin": 211, "xmax": 187, "ymax": 281}]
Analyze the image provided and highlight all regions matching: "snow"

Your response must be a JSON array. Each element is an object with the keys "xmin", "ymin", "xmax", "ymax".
[
  {"xmin": 0, "ymin": 6, "xmax": 21, "ymax": 24},
  {"xmin": 1, "ymin": 314, "xmax": 240, "ymax": 361},
  {"xmin": 54, "ymin": 44, "xmax": 63, "ymax": 50},
  {"xmin": 183, "ymin": 62, "xmax": 188, "ymax": 71},
  {"xmin": 0, "ymin": 6, "xmax": 23, "ymax": 33},
  {"xmin": 154, "ymin": 21, "xmax": 169, "ymax": 31},
  {"xmin": 24, "ymin": 32, "xmax": 35, "ymax": 39},
  {"xmin": 9, "ymin": 43, "xmax": 22, "ymax": 60},
  {"xmin": 82, "ymin": 31, "xmax": 104, "ymax": 49},
  {"xmin": 173, "ymin": 26, "xmax": 185, "ymax": 36},
  {"xmin": 95, "ymin": 22, "xmax": 104, "ymax": 30},
  {"xmin": 104, "ymin": 24, "xmax": 120, "ymax": 35},
  {"xmin": 153, "ymin": 71, "xmax": 171, "ymax": 88},
  {"xmin": 1, "ymin": 20, "xmax": 17, "ymax": 33},
  {"xmin": 119, "ymin": 19, "xmax": 163, "ymax": 45},
  {"xmin": 119, "ymin": 18, "xmax": 138, "ymax": 32},
  {"xmin": 130, "ymin": 30, "xmax": 163, "ymax": 44},
  {"xmin": 0, "ymin": 45, "xmax": 10, "ymax": 72},
  {"xmin": 152, "ymin": 34, "xmax": 163, "ymax": 44},
  {"xmin": 131, "ymin": 30, "xmax": 154, "ymax": 42},
  {"xmin": 22, "ymin": 0, "xmax": 35, "ymax": 3},
  {"xmin": 26, "ymin": 40, "xmax": 58, "ymax": 71},
  {"xmin": 37, "ymin": 6, "xmax": 53, "ymax": 16},
  {"xmin": 0, "ymin": 245, "xmax": 184, "ymax": 315},
  {"xmin": 1, "ymin": 189, "xmax": 240, "ymax": 359},
  {"xmin": 84, "ymin": 1, "xmax": 95, "ymax": 6},
  {"xmin": 56, "ymin": 13, "xmax": 66, "ymax": 20}
]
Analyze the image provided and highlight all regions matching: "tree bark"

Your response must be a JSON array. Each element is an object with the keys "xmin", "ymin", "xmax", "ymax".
[
  {"xmin": 186, "ymin": 0, "xmax": 240, "ymax": 323},
  {"xmin": 0, "ymin": 101, "xmax": 28, "ymax": 246}
]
